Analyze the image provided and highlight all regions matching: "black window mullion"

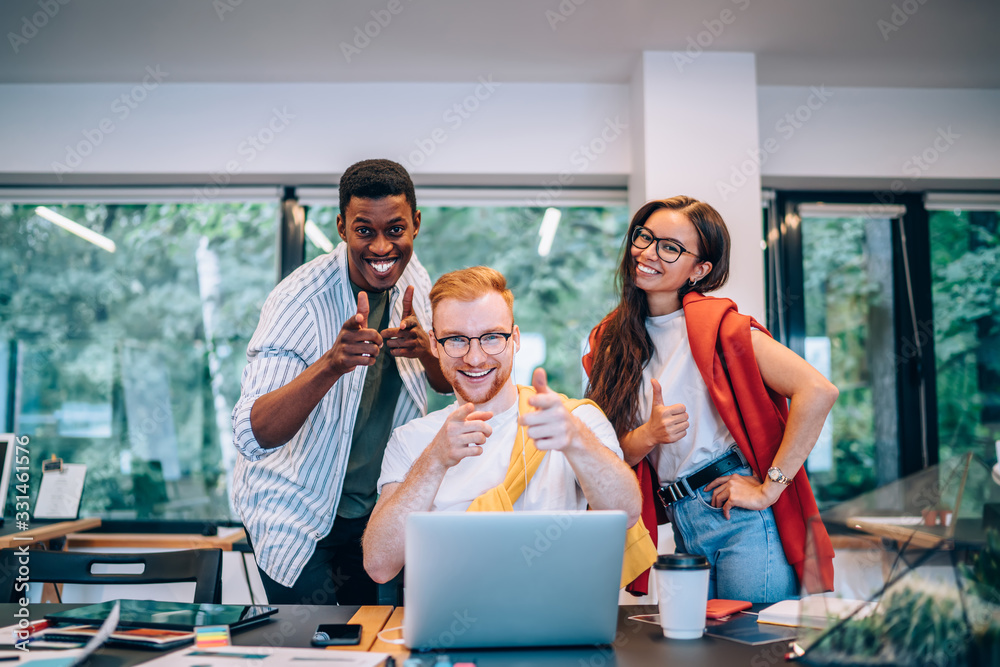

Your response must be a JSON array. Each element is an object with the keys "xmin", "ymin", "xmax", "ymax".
[
  {"xmin": 894, "ymin": 194, "xmax": 939, "ymax": 475},
  {"xmin": 278, "ymin": 186, "xmax": 305, "ymax": 283},
  {"xmin": 769, "ymin": 192, "xmax": 806, "ymax": 357}
]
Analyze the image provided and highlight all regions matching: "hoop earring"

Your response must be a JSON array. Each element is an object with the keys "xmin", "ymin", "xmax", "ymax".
[{"xmin": 688, "ymin": 278, "xmax": 698, "ymax": 286}]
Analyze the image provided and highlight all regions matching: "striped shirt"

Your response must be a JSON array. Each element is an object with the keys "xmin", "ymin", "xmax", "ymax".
[{"xmin": 231, "ymin": 242, "xmax": 432, "ymax": 587}]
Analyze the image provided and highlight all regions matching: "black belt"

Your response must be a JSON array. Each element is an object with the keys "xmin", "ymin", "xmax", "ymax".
[{"xmin": 657, "ymin": 446, "xmax": 748, "ymax": 507}]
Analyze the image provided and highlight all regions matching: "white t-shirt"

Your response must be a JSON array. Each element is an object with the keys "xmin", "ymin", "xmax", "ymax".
[
  {"xmin": 377, "ymin": 395, "xmax": 623, "ymax": 512},
  {"xmin": 641, "ymin": 310, "xmax": 734, "ymax": 482}
]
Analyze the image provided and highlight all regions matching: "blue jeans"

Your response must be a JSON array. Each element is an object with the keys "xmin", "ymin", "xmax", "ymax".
[{"xmin": 663, "ymin": 461, "xmax": 799, "ymax": 604}]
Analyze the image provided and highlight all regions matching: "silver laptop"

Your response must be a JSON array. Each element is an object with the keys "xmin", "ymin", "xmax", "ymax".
[{"xmin": 404, "ymin": 511, "xmax": 626, "ymax": 650}]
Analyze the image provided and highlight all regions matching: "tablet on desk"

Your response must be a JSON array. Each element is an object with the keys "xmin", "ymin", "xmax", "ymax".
[{"xmin": 45, "ymin": 600, "xmax": 278, "ymax": 632}]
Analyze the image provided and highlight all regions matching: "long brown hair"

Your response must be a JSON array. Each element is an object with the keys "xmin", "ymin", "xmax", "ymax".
[{"xmin": 586, "ymin": 196, "xmax": 731, "ymax": 438}]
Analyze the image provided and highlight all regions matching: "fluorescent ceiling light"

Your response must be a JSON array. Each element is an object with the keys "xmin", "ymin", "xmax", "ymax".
[
  {"xmin": 35, "ymin": 206, "xmax": 116, "ymax": 253},
  {"xmin": 925, "ymin": 192, "xmax": 1000, "ymax": 212},
  {"xmin": 537, "ymin": 208, "xmax": 562, "ymax": 257},
  {"xmin": 796, "ymin": 203, "xmax": 906, "ymax": 220},
  {"xmin": 305, "ymin": 219, "xmax": 335, "ymax": 253}
]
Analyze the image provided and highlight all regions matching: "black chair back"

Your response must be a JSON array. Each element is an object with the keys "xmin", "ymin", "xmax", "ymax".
[{"xmin": 0, "ymin": 548, "xmax": 223, "ymax": 604}]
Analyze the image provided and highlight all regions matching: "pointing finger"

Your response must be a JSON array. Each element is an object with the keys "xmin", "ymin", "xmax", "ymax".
[
  {"xmin": 356, "ymin": 291, "xmax": 370, "ymax": 326},
  {"xmin": 531, "ymin": 367, "xmax": 551, "ymax": 394},
  {"xmin": 449, "ymin": 402, "xmax": 476, "ymax": 422},
  {"xmin": 401, "ymin": 285, "xmax": 414, "ymax": 320}
]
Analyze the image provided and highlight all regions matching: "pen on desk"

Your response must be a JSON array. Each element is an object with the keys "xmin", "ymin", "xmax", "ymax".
[
  {"xmin": 16, "ymin": 619, "xmax": 49, "ymax": 639},
  {"xmin": 10, "ymin": 619, "xmax": 47, "ymax": 645},
  {"xmin": 26, "ymin": 620, "xmax": 49, "ymax": 634}
]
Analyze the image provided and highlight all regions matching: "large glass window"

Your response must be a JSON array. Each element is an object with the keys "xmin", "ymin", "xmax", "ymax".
[
  {"xmin": 300, "ymin": 203, "xmax": 630, "ymax": 409},
  {"xmin": 930, "ymin": 207, "xmax": 1000, "ymax": 462},
  {"xmin": 0, "ymin": 201, "xmax": 276, "ymax": 521},
  {"xmin": 2, "ymin": 194, "xmax": 628, "ymax": 523},
  {"xmin": 800, "ymin": 212, "xmax": 896, "ymax": 505},
  {"xmin": 774, "ymin": 193, "xmax": 1000, "ymax": 506}
]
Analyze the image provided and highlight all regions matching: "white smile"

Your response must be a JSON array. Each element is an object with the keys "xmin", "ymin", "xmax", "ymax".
[
  {"xmin": 637, "ymin": 263, "xmax": 660, "ymax": 275},
  {"xmin": 460, "ymin": 369, "xmax": 493, "ymax": 378},
  {"xmin": 368, "ymin": 258, "xmax": 397, "ymax": 274}
]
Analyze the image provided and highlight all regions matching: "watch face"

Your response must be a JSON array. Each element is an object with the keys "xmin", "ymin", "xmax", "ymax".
[{"xmin": 768, "ymin": 468, "xmax": 780, "ymax": 481}]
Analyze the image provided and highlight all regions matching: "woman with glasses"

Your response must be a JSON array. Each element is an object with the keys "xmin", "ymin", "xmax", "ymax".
[{"xmin": 583, "ymin": 196, "xmax": 838, "ymax": 603}]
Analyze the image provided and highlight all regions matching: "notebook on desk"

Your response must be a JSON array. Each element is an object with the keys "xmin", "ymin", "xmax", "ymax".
[{"xmin": 403, "ymin": 511, "xmax": 626, "ymax": 650}]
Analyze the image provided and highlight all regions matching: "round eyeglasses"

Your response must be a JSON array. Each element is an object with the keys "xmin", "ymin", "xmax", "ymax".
[
  {"xmin": 435, "ymin": 331, "xmax": 514, "ymax": 358},
  {"xmin": 630, "ymin": 226, "xmax": 701, "ymax": 264}
]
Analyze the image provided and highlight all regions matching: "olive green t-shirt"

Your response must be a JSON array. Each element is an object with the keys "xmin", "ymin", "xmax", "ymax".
[{"xmin": 337, "ymin": 282, "xmax": 403, "ymax": 519}]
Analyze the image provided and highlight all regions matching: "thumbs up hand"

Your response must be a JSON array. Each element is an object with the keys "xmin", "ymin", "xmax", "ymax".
[
  {"xmin": 520, "ymin": 368, "xmax": 579, "ymax": 451},
  {"xmin": 324, "ymin": 291, "xmax": 384, "ymax": 377},
  {"xmin": 646, "ymin": 378, "xmax": 689, "ymax": 445},
  {"xmin": 381, "ymin": 285, "xmax": 432, "ymax": 359}
]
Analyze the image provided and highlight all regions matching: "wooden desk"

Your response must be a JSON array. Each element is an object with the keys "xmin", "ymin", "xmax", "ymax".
[
  {"xmin": 66, "ymin": 528, "xmax": 246, "ymax": 551},
  {"xmin": 0, "ymin": 604, "xmax": 773, "ymax": 666},
  {"xmin": 844, "ymin": 517, "xmax": 947, "ymax": 550},
  {"xmin": 0, "ymin": 518, "xmax": 101, "ymax": 550}
]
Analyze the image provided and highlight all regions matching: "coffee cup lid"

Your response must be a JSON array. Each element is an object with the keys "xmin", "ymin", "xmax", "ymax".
[{"xmin": 653, "ymin": 553, "xmax": 709, "ymax": 570}]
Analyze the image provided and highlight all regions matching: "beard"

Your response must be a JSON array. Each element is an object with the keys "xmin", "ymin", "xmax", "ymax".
[{"xmin": 451, "ymin": 365, "xmax": 511, "ymax": 407}]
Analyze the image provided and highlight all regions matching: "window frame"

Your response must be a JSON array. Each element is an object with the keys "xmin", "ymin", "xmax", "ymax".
[{"xmin": 768, "ymin": 190, "xmax": 939, "ymax": 483}]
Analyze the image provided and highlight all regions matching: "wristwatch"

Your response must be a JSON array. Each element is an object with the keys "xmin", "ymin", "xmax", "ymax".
[{"xmin": 767, "ymin": 466, "xmax": 793, "ymax": 486}]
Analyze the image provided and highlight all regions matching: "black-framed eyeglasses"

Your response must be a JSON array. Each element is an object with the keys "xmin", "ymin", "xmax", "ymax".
[
  {"xmin": 435, "ymin": 331, "xmax": 514, "ymax": 358},
  {"xmin": 630, "ymin": 226, "xmax": 701, "ymax": 264}
]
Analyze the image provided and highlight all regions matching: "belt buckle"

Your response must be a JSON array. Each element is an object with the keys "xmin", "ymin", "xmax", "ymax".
[{"xmin": 657, "ymin": 481, "xmax": 688, "ymax": 507}]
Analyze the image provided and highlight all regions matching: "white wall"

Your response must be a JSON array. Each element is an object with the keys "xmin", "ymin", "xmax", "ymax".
[
  {"xmin": 758, "ymin": 86, "xmax": 1000, "ymax": 183},
  {"xmin": 0, "ymin": 81, "xmax": 630, "ymax": 183},
  {"xmin": 2, "ymin": 78, "xmax": 997, "ymax": 186}
]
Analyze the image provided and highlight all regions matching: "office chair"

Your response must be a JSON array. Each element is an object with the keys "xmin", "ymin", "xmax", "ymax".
[
  {"xmin": 0, "ymin": 548, "xmax": 224, "ymax": 604},
  {"xmin": 377, "ymin": 570, "xmax": 404, "ymax": 606}
]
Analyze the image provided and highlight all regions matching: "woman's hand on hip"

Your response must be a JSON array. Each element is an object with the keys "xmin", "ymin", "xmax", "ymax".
[{"xmin": 703, "ymin": 473, "xmax": 783, "ymax": 520}]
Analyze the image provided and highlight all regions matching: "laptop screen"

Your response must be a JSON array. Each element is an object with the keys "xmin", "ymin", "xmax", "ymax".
[
  {"xmin": 0, "ymin": 434, "xmax": 15, "ymax": 520},
  {"xmin": 404, "ymin": 511, "xmax": 626, "ymax": 650}
]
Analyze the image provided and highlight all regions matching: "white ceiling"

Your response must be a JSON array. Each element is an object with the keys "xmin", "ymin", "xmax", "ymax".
[{"xmin": 1, "ymin": 0, "xmax": 998, "ymax": 88}]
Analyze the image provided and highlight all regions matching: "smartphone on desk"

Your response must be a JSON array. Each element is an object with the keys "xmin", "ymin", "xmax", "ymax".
[{"xmin": 311, "ymin": 623, "xmax": 362, "ymax": 647}]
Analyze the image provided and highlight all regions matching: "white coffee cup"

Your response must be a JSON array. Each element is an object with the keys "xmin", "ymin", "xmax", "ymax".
[{"xmin": 654, "ymin": 553, "xmax": 711, "ymax": 639}]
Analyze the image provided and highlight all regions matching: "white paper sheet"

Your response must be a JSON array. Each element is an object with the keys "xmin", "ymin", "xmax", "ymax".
[
  {"xmin": 33, "ymin": 464, "xmax": 87, "ymax": 519},
  {"xmin": 0, "ymin": 600, "xmax": 120, "ymax": 665},
  {"xmin": 141, "ymin": 646, "xmax": 390, "ymax": 666}
]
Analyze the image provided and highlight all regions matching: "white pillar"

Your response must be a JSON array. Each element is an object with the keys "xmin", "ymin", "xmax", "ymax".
[{"xmin": 629, "ymin": 51, "xmax": 764, "ymax": 321}]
